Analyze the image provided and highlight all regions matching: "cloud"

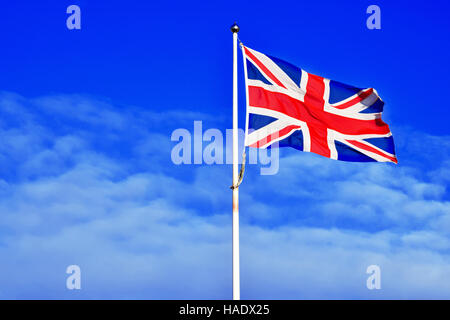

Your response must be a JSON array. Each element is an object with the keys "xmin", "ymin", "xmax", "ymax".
[{"xmin": 0, "ymin": 91, "xmax": 449, "ymax": 299}]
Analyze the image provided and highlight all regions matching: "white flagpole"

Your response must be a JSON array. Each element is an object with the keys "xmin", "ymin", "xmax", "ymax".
[{"xmin": 230, "ymin": 22, "xmax": 240, "ymax": 301}]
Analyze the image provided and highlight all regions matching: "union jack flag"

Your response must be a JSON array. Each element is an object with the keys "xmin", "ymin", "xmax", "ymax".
[{"xmin": 242, "ymin": 45, "xmax": 398, "ymax": 163}]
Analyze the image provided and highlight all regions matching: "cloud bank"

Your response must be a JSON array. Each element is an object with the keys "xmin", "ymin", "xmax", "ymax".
[{"xmin": 0, "ymin": 91, "xmax": 449, "ymax": 299}]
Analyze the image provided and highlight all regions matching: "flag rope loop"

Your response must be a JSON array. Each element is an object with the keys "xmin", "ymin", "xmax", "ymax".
[{"xmin": 230, "ymin": 151, "xmax": 246, "ymax": 190}]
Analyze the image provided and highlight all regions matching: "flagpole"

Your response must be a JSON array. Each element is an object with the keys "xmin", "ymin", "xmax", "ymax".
[{"xmin": 230, "ymin": 22, "xmax": 240, "ymax": 301}]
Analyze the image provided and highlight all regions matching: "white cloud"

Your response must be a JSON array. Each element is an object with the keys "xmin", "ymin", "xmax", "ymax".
[{"xmin": 0, "ymin": 91, "xmax": 449, "ymax": 299}]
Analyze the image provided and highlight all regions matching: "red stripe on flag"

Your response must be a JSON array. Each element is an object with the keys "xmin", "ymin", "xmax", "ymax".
[
  {"xmin": 332, "ymin": 88, "xmax": 374, "ymax": 110},
  {"xmin": 346, "ymin": 139, "xmax": 398, "ymax": 163},
  {"xmin": 249, "ymin": 125, "xmax": 300, "ymax": 148},
  {"xmin": 304, "ymin": 74, "xmax": 330, "ymax": 158},
  {"xmin": 244, "ymin": 47, "xmax": 286, "ymax": 89},
  {"xmin": 248, "ymin": 86, "xmax": 391, "ymax": 136}
]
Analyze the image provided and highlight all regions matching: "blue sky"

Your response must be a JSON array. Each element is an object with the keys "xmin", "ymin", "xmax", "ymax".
[{"xmin": 0, "ymin": 0, "xmax": 449, "ymax": 299}]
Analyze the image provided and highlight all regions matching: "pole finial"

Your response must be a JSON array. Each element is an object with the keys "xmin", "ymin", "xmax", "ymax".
[{"xmin": 230, "ymin": 22, "xmax": 239, "ymax": 33}]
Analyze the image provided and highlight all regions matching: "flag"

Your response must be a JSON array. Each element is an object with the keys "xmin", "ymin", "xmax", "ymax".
[{"xmin": 242, "ymin": 45, "xmax": 398, "ymax": 164}]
